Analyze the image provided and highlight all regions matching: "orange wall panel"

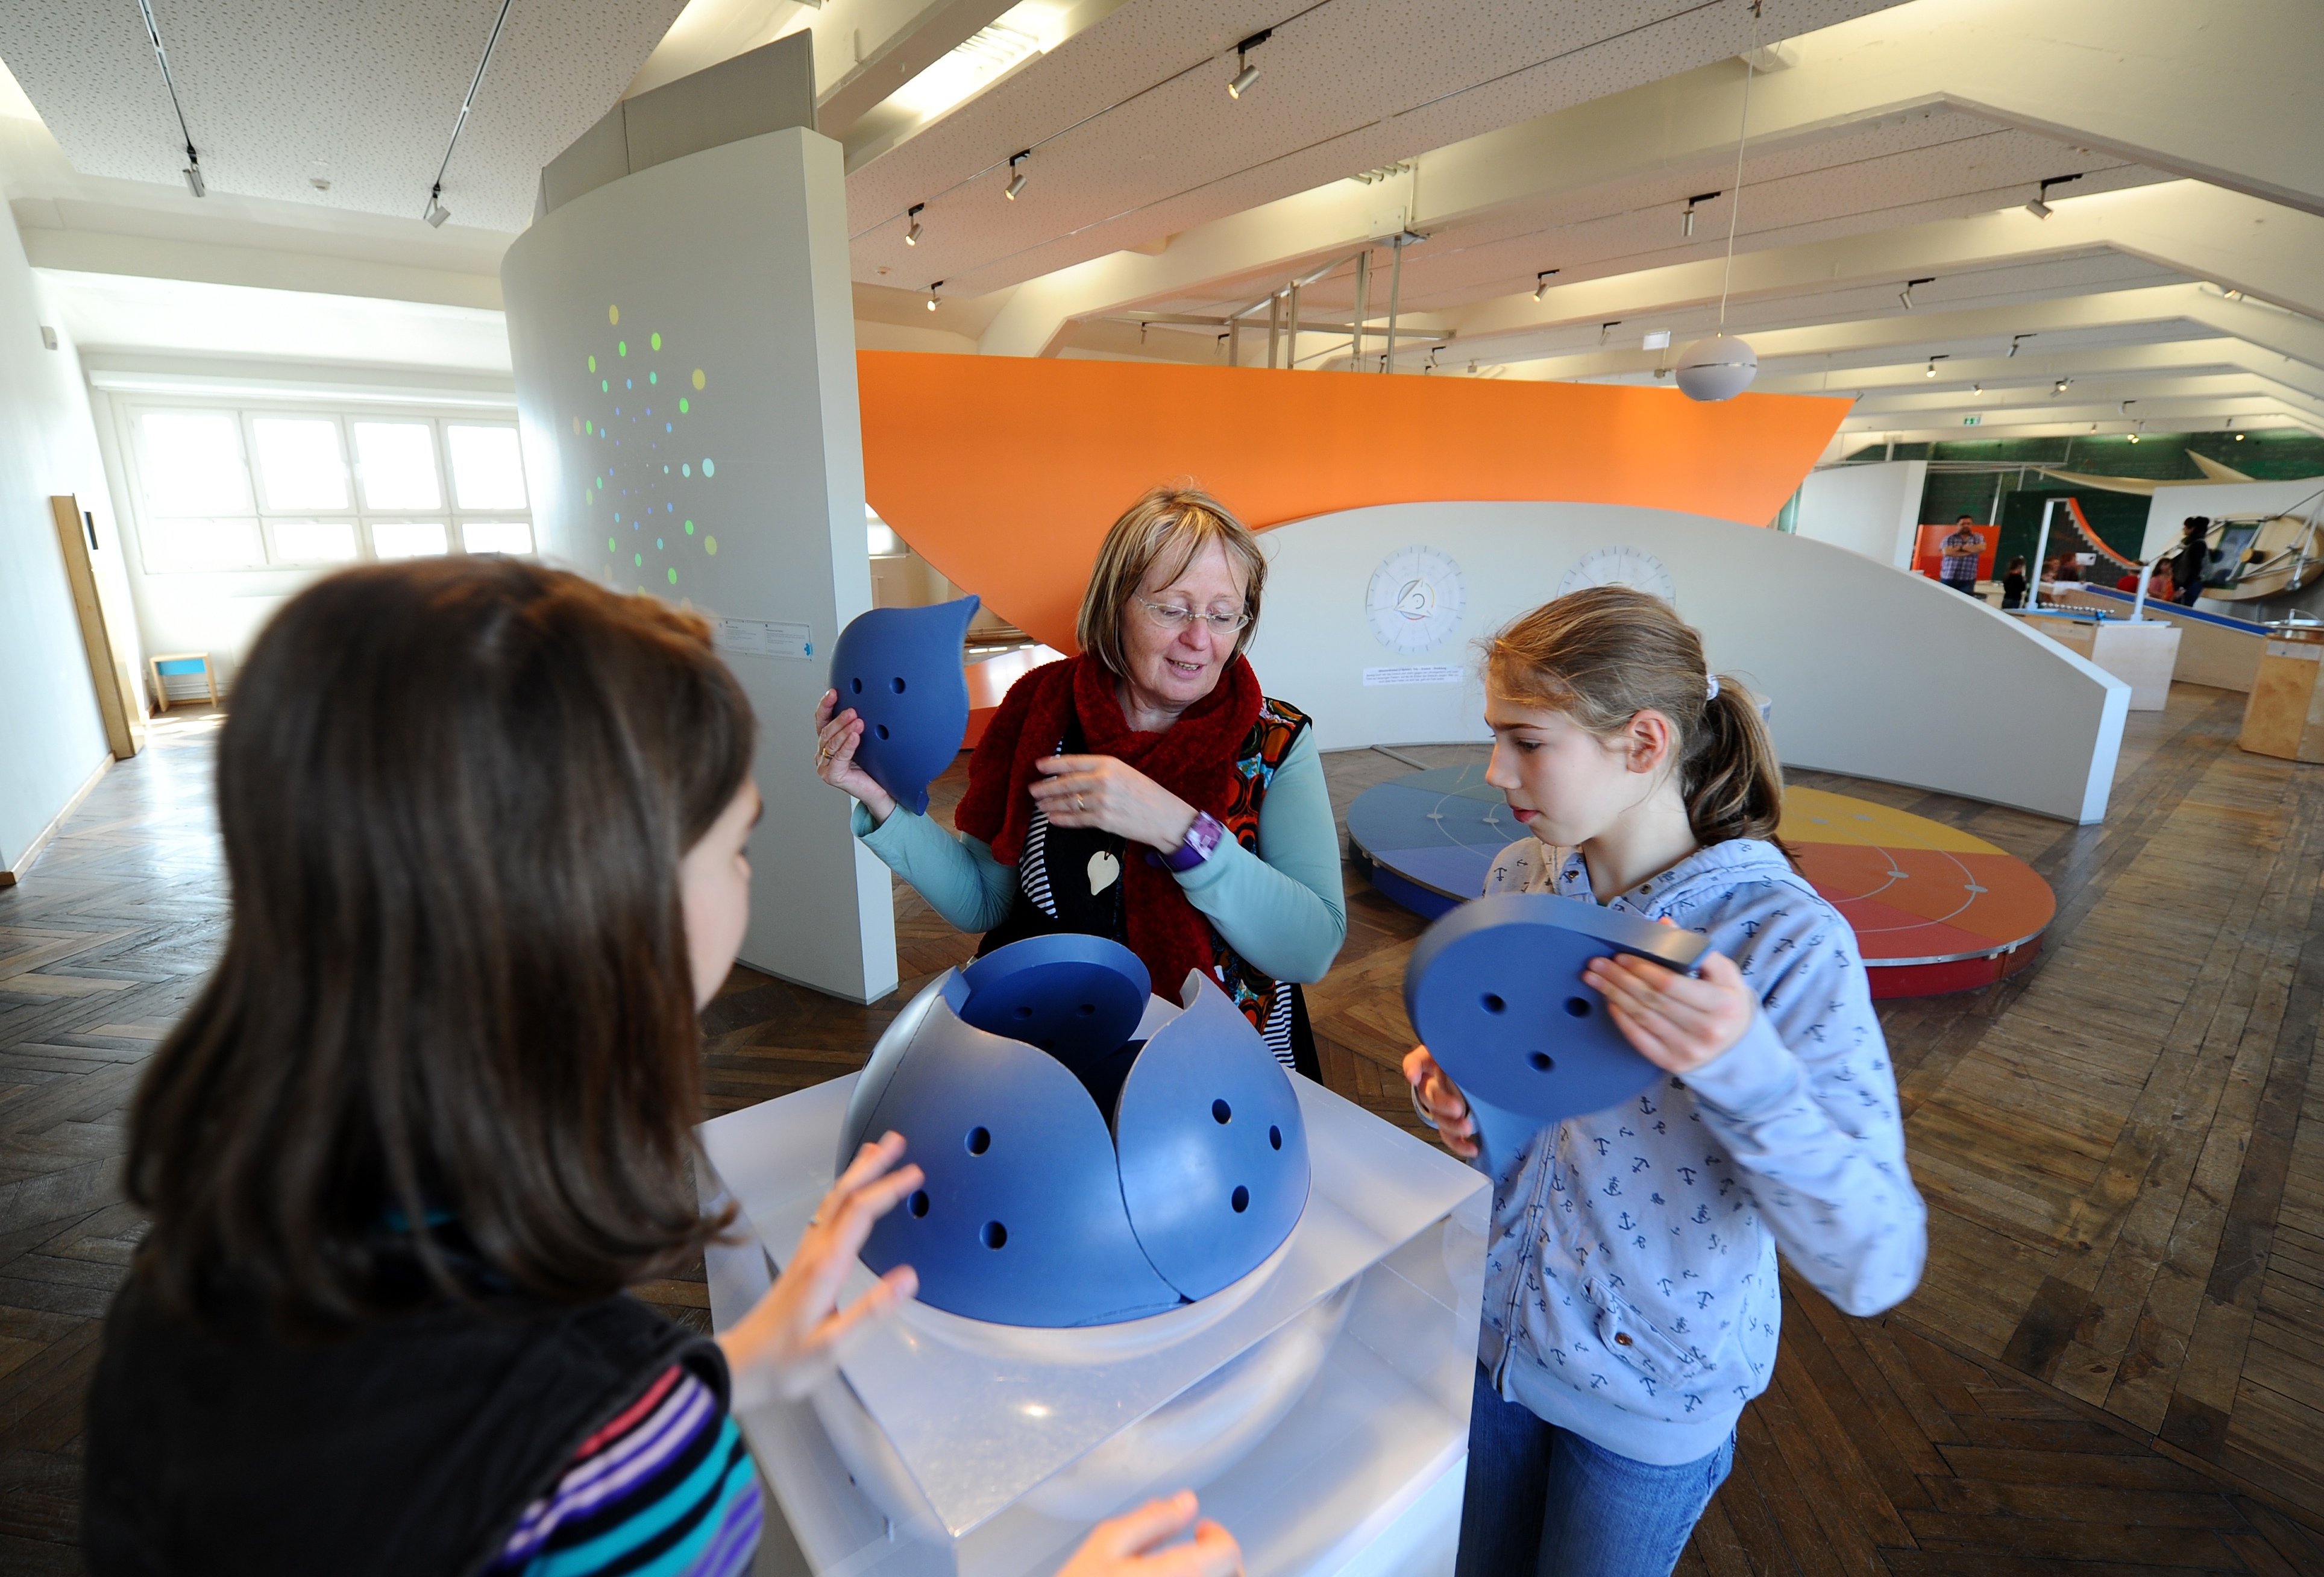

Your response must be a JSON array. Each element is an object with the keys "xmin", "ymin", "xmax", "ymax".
[{"xmin": 858, "ymin": 353, "xmax": 1847, "ymax": 652}]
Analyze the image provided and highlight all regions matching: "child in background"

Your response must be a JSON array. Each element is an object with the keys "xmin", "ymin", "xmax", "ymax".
[
  {"xmin": 1405, "ymin": 588, "xmax": 1926, "ymax": 1577},
  {"xmin": 2002, "ymin": 556, "xmax": 2028, "ymax": 610},
  {"xmin": 82, "ymin": 559, "xmax": 1241, "ymax": 1577}
]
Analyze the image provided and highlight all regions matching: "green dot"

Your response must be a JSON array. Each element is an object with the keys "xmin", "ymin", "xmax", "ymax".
[
  {"xmin": 683, "ymin": 520, "xmax": 694, "ymax": 535},
  {"xmin": 595, "ymin": 476, "xmax": 602, "ymax": 488},
  {"xmin": 588, "ymin": 354, "xmax": 596, "ymax": 372},
  {"xmin": 585, "ymin": 420, "xmax": 592, "ymax": 434},
  {"xmin": 650, "ymin": 332, "xmax": 662, "ymax": 351},
  {"xmin": 608, "ymin": 537, "xmax": 617, "ymax": 552},
  {"xmin": 617, "ymin": 341, "xmax": 626, "ymax": 356},
  {"xmin": 649, "ymin": 371, "xmax": 658, "ymax": 385},
  {"xmin": 667, "ymin": 567, "xmax": 678, "ymax": 585},
  {"xmin": 682, "ymin": 464, "xmax": 690, "ymax": 476},
  {"xmin": 705, "ymin": 537, "xmax": 718, "ymax": 555},
  {"xmin": 656, "ymin": 537, "xmax": 664, "ymax": 549},
  {"xmin": 678, "ymin": 397, "xmax": 689, "ymax": 414},
  {"xmin": 633, "ymin": 553, "xmax": 642, "ymax": 567},
  {"xmin": 702, "ymin": 458, "xmax": 714, "ymax": 476},
  {"xmin": 601, "ymin": 380, "xmax": 608, "ymax": 392}
]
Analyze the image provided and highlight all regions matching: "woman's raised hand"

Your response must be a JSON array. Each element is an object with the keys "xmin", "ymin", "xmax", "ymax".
[
  {"xmin": 716, "ymin": 1132, "xmax": 923, "ymax": 1411},
  {"xmin": 1056, "ymin": 1493, "xmax": 1243, "ymax": 1577},
  {"xmin": 1402, "ymin": 1046, "xmax": 1478, "ymax": 1160},
  {"xmin": 1031, "ymin": 754, "xmax": 1198, "ymax": 853},
  {"xmin": 813, "ymin": 690, "xmax": 899, "ymax": 823}
]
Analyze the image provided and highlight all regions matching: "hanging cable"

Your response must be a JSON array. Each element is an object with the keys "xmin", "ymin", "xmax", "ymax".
[
  {"xmin": 424, "ymin": 0, "xmax": 515, "ymax": 224},
  {"xmin": 136, "ymin": 0, "xmax": 205, "ymax": 196},
  {"xmin": 1714, "ymin": 2, "xmax": 1760, "ymax": 331}
]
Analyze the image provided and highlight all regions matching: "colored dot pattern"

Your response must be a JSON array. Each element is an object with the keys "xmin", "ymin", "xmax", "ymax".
[{"xmin": 574, "ymin": 304, "xmax": 720, "ymax": 595}]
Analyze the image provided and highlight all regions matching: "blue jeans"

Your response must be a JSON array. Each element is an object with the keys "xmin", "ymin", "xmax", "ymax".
[{"xmin": 1454, "ymin": 1364, "xmax": 1734, "ymax": 1577}]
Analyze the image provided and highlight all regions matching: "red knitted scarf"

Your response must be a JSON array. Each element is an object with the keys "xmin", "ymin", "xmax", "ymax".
[{"xmin": 955, "ymin": 653, "xmax": 1264, "ymax": 995}]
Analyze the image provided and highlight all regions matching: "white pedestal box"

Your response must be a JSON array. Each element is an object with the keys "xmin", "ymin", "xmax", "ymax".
[{"xmin": 697, "ymin": 1071, "xmax": 1487, "ymax": 1577}]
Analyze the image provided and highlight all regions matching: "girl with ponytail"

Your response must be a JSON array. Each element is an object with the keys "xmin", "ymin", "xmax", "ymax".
[{"xmin": 1405, "ymin": 588, "xmax": 1925, "ymax": 1577}]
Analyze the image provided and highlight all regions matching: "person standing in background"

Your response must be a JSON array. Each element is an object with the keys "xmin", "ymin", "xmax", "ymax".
[
  {"xmin": 1938, "ymin": 515, "xmax": 1987, "ymax": 597},
  {"xmin": 2175, "ymin": 517, "xmax": 2213, "ymax": 607},
  {"xmin": 2002, "ymin": 557, "xmax": 2027, "ymax": 610}
]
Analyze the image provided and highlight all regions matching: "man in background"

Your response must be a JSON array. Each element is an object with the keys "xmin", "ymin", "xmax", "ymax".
[{"xmin": 1939, "ymin": 514, "xmax": 1988, "ymax": 597}]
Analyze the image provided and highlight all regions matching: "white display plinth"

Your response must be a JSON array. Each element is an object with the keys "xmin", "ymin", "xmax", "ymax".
[{"xmin": 698, "ymin": 1072, "xmax": 1486, "ymax": 1577}]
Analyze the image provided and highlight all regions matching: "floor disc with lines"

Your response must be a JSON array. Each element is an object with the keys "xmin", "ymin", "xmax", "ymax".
[{"xmin": 1346, "ymin": 767, "xmax": 2054, "ymax": 998}]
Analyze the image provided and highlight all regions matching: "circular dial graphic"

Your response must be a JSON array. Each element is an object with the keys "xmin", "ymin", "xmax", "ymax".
[
  {"xmin": 1558, "ymin": 545, "xmax": 1675, "ymax": 602},
  {"xmin": 1366, "ymin": 546, "xmax": 1468, "ymax": 654}
]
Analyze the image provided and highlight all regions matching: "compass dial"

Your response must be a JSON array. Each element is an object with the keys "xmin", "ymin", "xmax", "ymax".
[
  {"xmin": 1557, "ymin": 545, "xmax": 1675, "ymax": 602},
  {"xmin": 1366, "ymin": 546, "xmax": 1467, "ymax": 655}
]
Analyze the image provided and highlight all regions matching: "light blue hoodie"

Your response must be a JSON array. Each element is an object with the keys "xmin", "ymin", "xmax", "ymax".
[{"xmin": 1466, "ymin": 835, "xmax": 1927, "ymax": 1466}]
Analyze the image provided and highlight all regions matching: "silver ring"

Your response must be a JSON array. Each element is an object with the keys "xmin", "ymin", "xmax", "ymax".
[{"xmin": 1076, "ymin": 793, "xmax": 1087, "ymax": 811}]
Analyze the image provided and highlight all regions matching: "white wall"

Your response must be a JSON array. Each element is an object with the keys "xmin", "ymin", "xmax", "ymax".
[
  {"xmin": 1794, "ymin": 460, "xmax": 1927, "ymax": 568},
  {"xmin": 1242, "ymin": 501, "xmax": 2130, "ymax": 823},
  {"xmin": 2141, "ymin": 477, "xmax": 2324, "ymax": 559},
  {"xmin": 503, "ymin": 125, "xmax": 899, "ymax": 1003},
  {"xmin": 0, "ymin": 201, "xmax": 122, "ymax": 869}
]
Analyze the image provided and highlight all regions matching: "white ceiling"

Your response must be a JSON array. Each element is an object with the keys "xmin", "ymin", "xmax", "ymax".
[
  {"xmin": 0, "ymin": 0, "xmax": 686, "ymax": 232},
  {"xmin": 39, "ymin": 267, "xmax": 513, "ymax": 370}
]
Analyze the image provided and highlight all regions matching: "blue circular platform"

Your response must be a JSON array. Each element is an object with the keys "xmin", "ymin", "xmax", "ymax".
[{"xmin": 1344, "ymin": 764, "xmax": 1515, "ymax": 920}]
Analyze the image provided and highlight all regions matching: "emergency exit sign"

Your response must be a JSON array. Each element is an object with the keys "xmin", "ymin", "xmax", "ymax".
[{"xmin": 1962, "ymin": 415, "xmax": 1982, "ymax": 426}]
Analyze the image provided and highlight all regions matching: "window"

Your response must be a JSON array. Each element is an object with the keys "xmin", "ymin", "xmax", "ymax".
[{"xmin": 121, "ymin": 403, "xmax": 530, "ymax": 574}]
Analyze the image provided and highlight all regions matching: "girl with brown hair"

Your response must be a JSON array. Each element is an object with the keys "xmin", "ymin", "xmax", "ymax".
[
  {"xmin": 82, "ymin": 559, "xmax": 1240, "ymax": 1577},
  {"xmin": 1404, "ymin": 587, "xmax": 1926, "ymax": 1577}
]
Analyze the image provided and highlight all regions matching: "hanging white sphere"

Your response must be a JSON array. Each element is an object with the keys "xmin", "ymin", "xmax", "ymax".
[{"xmin": 1674, "ymin": 335, "xmax": 1757, "ymax": 402}]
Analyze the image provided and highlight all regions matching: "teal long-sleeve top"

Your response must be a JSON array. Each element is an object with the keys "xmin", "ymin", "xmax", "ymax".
[{"xmin": 850, "ymin": 727, "xmax": 1347, "ymax": 983}]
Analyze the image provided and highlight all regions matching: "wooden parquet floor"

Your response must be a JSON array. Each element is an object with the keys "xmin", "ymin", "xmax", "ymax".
[{"xmin": 7, "ymin": 686, "xmax": 2324, "ymax": 1572}]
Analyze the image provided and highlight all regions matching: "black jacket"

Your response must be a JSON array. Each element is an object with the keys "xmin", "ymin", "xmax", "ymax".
[{"xmin": 83, "ymin": 1276, "xmax": 718, "ymax": 1576}]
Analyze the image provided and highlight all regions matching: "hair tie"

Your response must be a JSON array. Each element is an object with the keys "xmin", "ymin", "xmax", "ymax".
[{"xmin": 1706, "ymin": 675, "xmax": 1721, "ymax": 702}]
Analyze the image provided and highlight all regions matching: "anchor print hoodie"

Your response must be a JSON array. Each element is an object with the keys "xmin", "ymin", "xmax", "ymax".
[{"xmin": 1468, "ymin": 836, "xmax": 1927, "ymax": 1465}]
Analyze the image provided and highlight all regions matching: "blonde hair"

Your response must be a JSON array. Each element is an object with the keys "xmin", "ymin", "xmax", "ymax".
[
  {"xmin": 1485, "ymin": 587, "xmax": 1786, "ymax": 851},
  {"xmin": 1076, "ymin": 485, "xmax": 1266, "ymax": 675}
]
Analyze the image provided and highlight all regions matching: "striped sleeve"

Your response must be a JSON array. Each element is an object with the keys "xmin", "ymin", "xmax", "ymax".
[{"xmin": 489, "ymin": 1363, "xmax": 762, "ymax": 1577}]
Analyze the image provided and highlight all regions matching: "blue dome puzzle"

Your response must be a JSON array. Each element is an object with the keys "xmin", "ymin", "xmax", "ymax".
[
  {"xmin": 1404, "ymin": 894, "xmax": 1709, "ymax": 1152},
  {"xmin": 830, "ymin": 595, "xmax": 979, "ymax": 817},
  {"xmin": 838, "ymin": 936, "xmax": 1312, "ymax": 1327}
]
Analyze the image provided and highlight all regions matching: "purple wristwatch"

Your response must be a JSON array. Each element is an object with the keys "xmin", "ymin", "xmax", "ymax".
[{"xmin": 1151, "ymin": 811, "xmax": 1226, "ymax": 873}]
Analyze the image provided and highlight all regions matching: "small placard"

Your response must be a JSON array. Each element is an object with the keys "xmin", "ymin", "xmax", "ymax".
[
  {"xmin": 717, "ymin": 618, "xmax": 813, "ymax": 660},
  {"xmin": 1363, "ymin": 665, "xmax": 1462, "ymax": 687}
]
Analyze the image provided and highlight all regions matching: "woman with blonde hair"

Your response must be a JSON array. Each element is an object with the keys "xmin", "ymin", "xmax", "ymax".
[{"xmin": 814, "ymin": 485, "xmax": 1343, "ymax": 1074}]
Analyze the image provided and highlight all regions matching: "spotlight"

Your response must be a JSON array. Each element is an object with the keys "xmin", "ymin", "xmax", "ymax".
[
  {"xmin": 424, "ymin": 183, "xmax": 449, "ymax": 227},
  {"xmin": 183, "ymin": 158, "xmax": 206, "ymax": 199},
  {"xmin": 1682, "ymin": 192, "xmax": 1719, "ymax": 239},
  {"xmin": 1005, "ymin": 152, "xmax": 1028, "ymax": 200},
  {"xmin": 1899, "ymin": 277, "xmax": 1933, "ymax": 311},
  {"xmin": 2238, "ymin": 432, "xmax": 2246, "ymax": 440},
  {"xmin": 2225, "ymin": 289, "xmax": 2244, "ymax": 302},
  {"xmin": 2026, "ymin": 173, "xmax": 2082, "ymax": 219},
  {"xmin": 2053, "ymin": 378, "xmax": 2070, "ymax": 394},
  {"xmin": 905, "ymin": 203, "xmax": 924, "ymax": 245},
  {"xmin": 2129, "ymin": 431, "xmax": 2140, "ymax": 443},
  {"xmin": 1972, "ymin": 383, "xmax": 1982, "ymax": 394},
  {"xmin": 926, "ymin": 282, "xmax": 943, "ymax": 311},
  {"xmin": 1534, "ymin": 269, "xmax": 1559, "ymax": 301},
  {"xmin": 2009, "ymin": 333, "xmax": 2035, "ymax": 357},
  {"xmin": 1227, "ymin": 29, "xmax": 1269, "ymax": 98},
  {"xmin": 1926, "ymin": 354, "xmax": 1950, "ymax": 378}
]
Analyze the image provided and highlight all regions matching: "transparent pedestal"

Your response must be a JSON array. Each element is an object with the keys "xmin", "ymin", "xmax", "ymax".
[{"xmin": 697, "ymin": 1071, "xmax": 1487, "ymax": 1577}]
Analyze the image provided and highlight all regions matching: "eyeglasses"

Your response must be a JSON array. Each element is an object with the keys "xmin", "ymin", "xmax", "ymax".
[{"xmin": 1136, "ymin": 597, "xmax": 1251, "ymax": 635}]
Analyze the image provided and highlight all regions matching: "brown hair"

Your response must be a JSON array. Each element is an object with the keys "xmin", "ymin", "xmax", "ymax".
[
  {"xmin": 1075, "ymin": 484, "xmax": 1266, "ymax": 674},
  {"xmin": 125, "ymin": 557, "xmax": 754, "ymax": 1330},
  {"xmin": 1485, "ymin": 587, "xmax": 1786, "ymax": 851}
]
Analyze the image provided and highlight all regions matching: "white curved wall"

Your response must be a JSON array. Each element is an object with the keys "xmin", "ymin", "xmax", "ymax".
[{"xmin": 1242, "ymin": 502, "xmax": 2129, "ymax": 823}]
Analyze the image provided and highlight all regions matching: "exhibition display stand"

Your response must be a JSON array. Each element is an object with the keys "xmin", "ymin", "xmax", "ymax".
[
  {"xmin": 2238, "ymin": 626, "xmax": 2324, "ymax": 762},
  {"xmin": 2014, "ymin": 609, "xmax": 2181, "ymax": 710},
  {"xmin": 697, "ymin": 1071, "xmax": 1487, "ymax": 1577}
]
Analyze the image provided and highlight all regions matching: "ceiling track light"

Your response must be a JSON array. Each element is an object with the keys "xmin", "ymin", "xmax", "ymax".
[
  {"xmin": 136, "ymin": 0, "xmax": 206, "ymax": 198},
  {"xmin": 905, "ymin": 203, "xmax": 925, "ymax": 245},
  {"xmin": 2008, "ymin": 333, "xmax": 2035, "ymax": 357},
  {"xmin": 1227, "ymin": 28, "xmax": 1269, "ymax": 99},
  {"xmin": 926, "ymin": 281, "xmax": 944, "ymax": 311},
  {"xmin": 1971, "ymin": 383, "xmax": 1982, "ymax": 394},
  {"xmin": 2224, "ymin": 289, "xmax": 2245, "ymax": 302},
  {"xmin": 2053, "ymin": 377, "xmax": 2071, "ymax": 395},
  {"xmin": 1899, "ymin": 277, "xmax": 1934, "ymax": 311},
  {"xmin": 422, "ymin": 0, "xmax": 512, "ymax": 227},
  {"xmin": 2025, "ymin": 172, "xmax": 2084, "ymax": 219},
  {"xmin": 1004, "ymin": 151, "xmax": 1029, "ymax": 201},
  {"xmin": 1533, "ymin": 269, "xmax": 1559, "ymax": 301},
  {"xmin": 424, "ymin": 183, "xmax": 450, "ymax": 227},
  {"xmin": 1925, "ymin": 354, "xmax": 1949, "ymax": 378},
  {"xmin": 1681, "ymin": 190, "xmax": 1720, "ymax": 238}
]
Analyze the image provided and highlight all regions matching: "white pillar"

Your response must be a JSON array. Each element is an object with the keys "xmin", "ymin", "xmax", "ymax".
[{"xmin": 503, "ymin": 125, "xmax": 898, "ymax": 1003}]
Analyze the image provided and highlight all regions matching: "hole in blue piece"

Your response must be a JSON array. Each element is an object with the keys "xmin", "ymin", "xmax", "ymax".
[
  {"xmin": 909, "ymin": 1190, "xmax": 929, "ymax": 1218},
  {"xmin": 1013, "ymin": 1004, "xmax": 1034, "ymax": 1018},
  {"xmin": 1564, "ymin": 996, "xmax": 1591, "ymax": 1018},
  {"xmin": 966, "ymin": 1126, "xmax": 991, "ymax": 1156},
  {"xmin": 982, "ymin": 1221, "xmax": 1007, "ymax": 1249},
  {"xmin": 1076, "ymin": 1002, "xmax": 1096, "ymax": 1015},
  {"xmin": 1212, "ymin": 1099, "xmax": 1232, "ymax": 1125},
  {"xmin": 890, "ymin": 676, "xmax": 906, "ymax": 693},
  {"xmin": 1270, "ymin": 1125, "xmax": 1282, "ymax": 1150},
  {"xmin": 850, "ymin": 676, "xmax": 862, "ymax": 693},
  {"xmin": 1231, "ymin": 1186, "xmax": 1250, "ymax": 1213},
  {"xmin": 1528, "ymin": 1051, "xmax": 1554, "ymax": 1072},
  {"xmin": 1482, "ymin": 993, "xmax": 1506, "ymax": 1014},
  {"xmin": 875, "ymin": 723, "xmax": 890, "ymax": 740}
]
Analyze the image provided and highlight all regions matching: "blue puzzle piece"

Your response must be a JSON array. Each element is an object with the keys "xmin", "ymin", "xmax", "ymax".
[
  {"xmin": 1404, "ymin": 894, "xmax": 1709, "ymax": 1137},
  {"xmin": 955, "ymin": 933, "xmax": 1149, "ymax": 1085},
  {"xmin": 1114, "ymin": 970, "xmax": 1311, "ymax": 1302},
  {"xmin": 841, "ymin": 977, "xmax": 1184, "ymax": 1328},
  {"xmin": 829, "ymin": 596, "xmax": 979, "ymax": 817}
]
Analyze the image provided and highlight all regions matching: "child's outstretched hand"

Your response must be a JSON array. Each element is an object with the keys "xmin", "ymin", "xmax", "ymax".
[
  {"xmin": 1402, "ymin": 1045, "xmax": 1479, "ymax": 1159},
  {"xmin": 718, "ymin": 1132, "xmax": 923, "ymax": 1409},
  {"xmin": 1056, "ymin": 1491, "xmax": 1243, "ymax": 1577},
  {"xmin": 1583, "ymin": 947, "xmax": 1756, "ymax": 1075}
]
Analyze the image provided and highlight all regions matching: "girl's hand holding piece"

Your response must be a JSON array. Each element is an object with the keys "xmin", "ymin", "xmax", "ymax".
[
  {"xmin": 814, "ymin": 688, "xmax": 899, "ymax": 823},
  {"xmin": 1402, "ymin": 1045, "xmax": 1480, "ymax": 1160},
  {"xmin": 718, "ymin": 1132, "xmax": 924, "ymax": 1411},
  {"xmin": 1031, "ymin": 752, "xmax": 1199, "ymax": 852},
  {"xmin": 1056, "ymin": 1491, "xmax": 1244, "ymax": 1577},
  {"xmin": 1582, "ymin": 947, "xmax": 1756, "ymax": 1076}
]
